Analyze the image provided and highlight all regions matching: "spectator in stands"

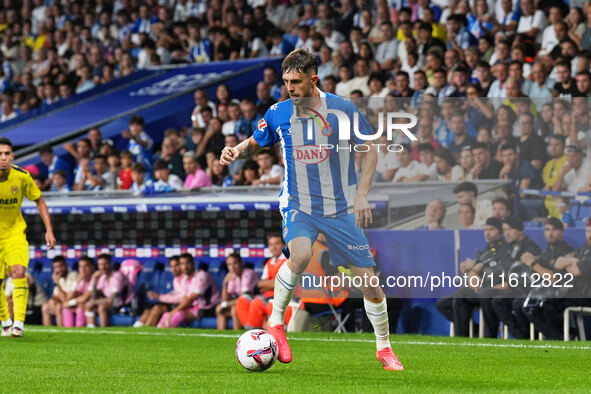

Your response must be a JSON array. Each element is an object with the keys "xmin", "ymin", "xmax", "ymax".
[
  {"xmin": 492, "ymin": 198, "xmax": 512, "ymax": 220},
  {"xmin": 253, "ymin": 148, "xmax": 283, "ymax": 185},
  {"xmin": 237, "ymin": 99, "xmax": 262, "ymax": 139},
  {"xmin": 122, "ymin": 115, "xmax": 154, "ymax": 174},
  {"xmin": 196, "ymin": 117, "xmax": 225, "ymax": 158},
  {"xmin": 82, "ymin": 254, "xmax": 135, "ymax": 328},
  {"xmin": 543, "ymin": 134, "xmax": 568, "ymax": 218},
  {"xmin": 41, "ymin": 256, "xmax": 78, "ymax": 327},
  {"xmin": 499, "ymin": 143, "xmax": 542, "ymax": 203},
  {"xmin": 417, "ymin": 143, "xmax": 438, "ymax": 180},
  {"xmin": 130, "ymin": 163, "xmax": 154, "ymax": 195},
  {"xmin": 255, "ymin": 81, "xmax": 276, "ymax": 115},
  {"xmin": 434, "ymin": 148, "xmax": 461, "ymax": 181},
  {"xmin": 470, "ymin": 142, "xmax": 502, "ymax": 180},
  {"xmin": 236, "ymin": 234, "xmax": 291, "ymax": 329},
  {"xmin": 77, "ymin": 155, "xmax": 116, "ymax": 191},
  {"xmin": 236, "ymin": 159, "xmax": 261, "ymax": 186},
  {"xmin": 50, "ymin": 170, "xmax": 71, "ymax": 193},
  {"xmin": 87, "ymin": 128, "xmax": 103, "ymax": 158},
  {"xmin": 117, "ymin": 151, "xmax": 134, "ymax": 190},
  {"xmin": 553, "ymin": 145, "xmax": 591, "ymax": 194},
  {"xmin": 448, "ymin": 111, "xmax": 477, "ymax": 160},
  {"xmin": 210, "ymin": 159, "xmax": 234, "ymax": 187},
  {"xmin": 459, "ymin": 203, "xmax": 477, "ymax": 229},
  {"xmin": 70, "ymin": 257, "xmax": 95, "ymax": 328},
  {"xmin": 490, "ymin": 217, "xmax": 543, "ymax": 339},
  {"xmin": 437, "ymin": 217, "xmax": 510, "ymax": 337},
  {"xmin": 39, "ymin": 145, "xmax": 72, "ymax": 189},
  {"xmin": 393, "ymin": 144, "xmax": 428, "ymax": 183},
  {"xmin": 453, "ymin": 181, "xmax": 493, "ymax": 228},
  {"xmin": 183, "ymin": 151, "xmax": 212, "ymax": 189},
  {"xmin": 517, "ymin": 218, "xmax": 574, "ymax": 338},
  {"xmin": 518, "ymin": 113, "xmax": 546, "ymax": 171},
  {"xmin": 420, "ymin": 199, "xmax": 446, "ymax": 230},
  {"xmin": 156, "ymin": 137, "xmax": 185, "ymax": 179},
  {"xmin": 535, "ymin": 219, "xmax": 591, "ymax": 339},
  {"xmin": 133, "ymin": 256, "xmax": 182, "ymax": 328},
  {"xmin": 153, "ymin": 159, "xmax": 184, "ymax": 192},
  {"xmin": 216, "ymin": 253, "xmax": 259, "ymax": 330},
  {"xmin": 553, "ymin": 61, "xmax": 580, "ymax": 99}
]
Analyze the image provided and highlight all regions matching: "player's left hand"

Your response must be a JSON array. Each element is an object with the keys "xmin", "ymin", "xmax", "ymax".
[
  {"xmin": 354, "ymin": 194, "xmax": 372, "ymax": 228},
  {"xmin": 45, "ymin": 231, "xmax": 56, "ymax": 249}
]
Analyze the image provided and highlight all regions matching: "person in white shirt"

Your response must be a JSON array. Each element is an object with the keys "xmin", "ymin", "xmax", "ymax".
[
  {"xmin": 375, "ymin": 21, "xmax": 398, "ymax": 71},
  {"xmin": 41, "ymin": 256, "xmax": 78, "ymax": 327},
  {"xmin": 556, "ymin": 145, "xmax": 591, "ymax": 194},
  {"xmin": 374, "ymin": 135, "xmax": 400, "ymax": 181},
  {"xmin": 393, "ymin": 144, "xmax": 429, "ymax": 183},
  {"xmin": 254, "ymin": 148, "xmax": 283, "ymax": 185},
  {"xmin": 417, "ymin": 143, "xmax": 438, "ymax": 180},
  {"xmin": 516, "ymin": 0, "xmax": 548, "ymax": 44},
  {"xmin": 538, "ymin": 6, "xmax": 563, "ymax": 56},
  {"xmin": 153, "ymin": 159, "xmax": 184, "ymax": 192}
]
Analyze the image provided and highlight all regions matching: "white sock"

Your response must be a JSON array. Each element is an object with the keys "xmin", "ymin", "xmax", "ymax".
[
  {"xmin": 86, "ymin": 324, "xmax": 96, "ymax": 328},
  {"xmin": 364, "ymin": 298, "xmax": 390, "ymax": 351},
  {"xmin": 133, "ymin": 320, "xmax": 144, "ymax": 328},
  {"xmin": 13, "ymin": 320, "xmax": 24, "ymax": 330},
  {"xmin": 1, "ymin": 319, "xmax": 12, "ymax": 328},
  {"xmin": 269, "ymin": 263, "xmax": 301, "ymax": 326}
]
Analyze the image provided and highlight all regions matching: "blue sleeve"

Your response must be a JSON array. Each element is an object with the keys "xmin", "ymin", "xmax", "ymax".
[
  {"xmin": 252, "ymin": 108, "xmax": 280, "ymax": 147},
  {"xmin": 519, "ymin": 161, "xmax": 535, "ymax": 180}
]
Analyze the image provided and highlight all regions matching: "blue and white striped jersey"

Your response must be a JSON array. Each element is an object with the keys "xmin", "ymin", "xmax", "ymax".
[{"xmin": 253, "ymin": 90, "xmax": 373, "ymax": 217}]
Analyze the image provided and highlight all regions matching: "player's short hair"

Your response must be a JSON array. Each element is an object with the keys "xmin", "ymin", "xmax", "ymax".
[
  {"xmin": 472, "ymin": 142, "xmax": 489, "ymax": 152},
  {"xmin": 227, "ymin": 252, "xmax": 242, "ymax": 264},
  {"xmin": 169, "ymin": 255, "xmax": 180, "ymax": 264},
  {"xmin": 492, "ymin": 197, "xmax": 511, "ymax": 212},
  {"xmin": 281, "ymin": 49, "xmax": 318, "ymax": 75},
  {"xmin": 500, "ymin": 143, "xmax": 517, "ymax": 153},
  {"xmin": 179, "ymin": 252, "xmax": 194, "ymax": 264},
  {"xmin": 0, "ymin": 137, "xmax": 14, "ymax": 151},
  {"xmin": 79, "ymin": 256, "xmax": 94, "ymax": 266},
  {"xmin": 417, "ymin": 143, "xmax": 435, "ymax": 153},
  {"xmin": 52, "ymin": 255, "xmax": 66, "ymax": 265},
  {"xmin": 460, "ymin": 202, "xmax": 475, "ymax": 215}
]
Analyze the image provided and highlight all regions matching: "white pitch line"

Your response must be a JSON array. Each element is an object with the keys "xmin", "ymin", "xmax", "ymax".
[{"xmin": 25, "ymin": 327, "xmax": 591, "ymax": 351}]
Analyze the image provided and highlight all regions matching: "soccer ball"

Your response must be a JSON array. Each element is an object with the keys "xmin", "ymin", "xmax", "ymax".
[{"xmin": 235, "ymin": 329, "xmax": 278, "ymax": 372}]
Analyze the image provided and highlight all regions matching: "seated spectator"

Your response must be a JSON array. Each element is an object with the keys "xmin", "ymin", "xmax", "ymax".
[
  {"xmin": 41, "ymin": 256, "xmax": 78, "ymax": 327},
  {"xmin": 517, "ymin": 113, "xmax": 546, "ymax": 171},
  {"xmin": 157, "ymin": 136, "xmax": 185, "ymax": 179},
  {"xmin": 448, "ymin": 111, "xmax": 477, "ymax": 160},
  {"xmin": 556, "ymin": 197, "xmax": 575, "ymax": 227},
  {"xmin": 457, "ymin": 147, "xmax": 476, "ymax": 181},
  {"xmin": 50, "ymin": 170, "xmax": 71, "ymax": 193},
  {"xmin": 553, "ymin": 145, "xmax": 591, "ymax": 194},
  {"xmin": 117, "ymin": 150, "xmax": 134, "ymax": 190},
  {"xmin": 253, "ymin": 148, "xmax": 283, "ymax": 186},
  {"xmin": 459, "ymin": 203, "xmax": 477, "ymax": 229},
  {"xmin": 453, "ymin": 181, "xmax": 493, "ymax": 228},
  {"xmin": 471, "ymin": 142, "xmax": 502, "ymax": 180},
  {"xmin": 417, "ymin": 143, "xmax": 438, "ymax": 180},
  {"xmin": 436, "ymin": 217, "xmax": 510, "ymax": 337},
  {"xmin": 78, "ymin": 155, "xmax": 116, "ymax": 191},
  {"xmin": 419, "ymin": 199, "xmax": 446, "ymax": 230},
  {"xmin": 70, "ymin": 257, "xmax": 95, "ymax": 328},
  {"xmin": 434, "ymin": 148, "xmax": 462, "ymax": 181},
  {"xmin": 235, "ymin": 234, "xmax": 291, "ymax": 329},
  {"xmin": 216, "ymin": 253, "xmax": 259, "ymax": 330},
  {"xmin": 393, "ymin": 144, "xmax": 428, "ymax": 183},
  {"xmin": 122, "ymin": 115, "xmax": 154, "ymax": 173},
  {"xmin": 224, "ymin": 135, "xmax": 245, "ymax": 180},
  {"xmin": 211, "ymin": 159, "xmax": 234, "ymax": 187},
  {"xmin": 499, "ymin": 143, "xmax": 542, "ymax": 210},
  {"xmin": 82, "ymin": 254, "xmax": 135, "ymax": 328},
  {"xmin": 130, "ymin": 163, "xmax": 154, "ymax": 195},
  {"xmin": 39, "ymin": 145, "xmax": 72, "ymax": 189},
  {"xmin": 153, "ymin": 159, "xmax": 184, "ymax": 192},
  {"xmin": 492, "ymin": 198, "xmax": 512, "ymax": 220},
  {"xmin": 542, "ymin": 134, "xmax": 568, "ymax": 218},
  {"xmin": 236, "ymin": 159, "xmax": 260, "ymax": 186},
  {"xmin": 183, "ymin": 151, "xmax": 212, "ymax": 189}
]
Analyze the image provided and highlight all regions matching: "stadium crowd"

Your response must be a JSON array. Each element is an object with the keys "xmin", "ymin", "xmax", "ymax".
[{"xmin": 7, "ymin": 0, "xmax": 587, "ymax": 223}]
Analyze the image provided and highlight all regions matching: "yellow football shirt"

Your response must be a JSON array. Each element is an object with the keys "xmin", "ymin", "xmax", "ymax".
[{"xmin": 0, "ymin": 165, "xmax": 42, "ymax": 241}]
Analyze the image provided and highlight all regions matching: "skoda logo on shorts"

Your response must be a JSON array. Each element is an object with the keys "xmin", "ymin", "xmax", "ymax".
[
  {"xmin": 10, "ymin": 186, "xmax": 18, "ymax": 194},
  {"xmin": 347, "ymin": 244, "xmax": 369, "ymax": 251}
]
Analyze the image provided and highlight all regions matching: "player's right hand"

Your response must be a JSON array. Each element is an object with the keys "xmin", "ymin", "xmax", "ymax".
[{"xmin": 220, "ymin": 146, "xmax": 240, "ymax": 166}]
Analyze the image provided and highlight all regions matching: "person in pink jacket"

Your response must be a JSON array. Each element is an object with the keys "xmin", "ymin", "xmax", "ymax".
[
  {"xmin": 133, "ymin": 256, "xmax": 184, "ymax": 327},
  {"xmin": 158, "ymin": 253, "xmax": 220, "ymax": 328}
]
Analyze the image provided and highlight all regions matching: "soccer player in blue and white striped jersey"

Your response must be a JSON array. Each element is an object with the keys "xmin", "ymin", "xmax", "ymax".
[{"xmin": 220, "ymin": 49, "xmax": 403, "ymax": 371}]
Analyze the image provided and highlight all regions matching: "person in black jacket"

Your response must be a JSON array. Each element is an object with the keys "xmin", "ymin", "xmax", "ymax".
[
  {"xmin": 490, "ymin": 216, "xmax": 542, "ymax": 339},
  {"xmin": 436, "ymin": 217, "xmax": 512, "ymax": 337},
  {"xmin": 511, "ymin": 217, "xmax": 574, "ymax": 338},
  {"xmin": 525, "ymin": 219, "xmax": 591, "ymax": 339}
]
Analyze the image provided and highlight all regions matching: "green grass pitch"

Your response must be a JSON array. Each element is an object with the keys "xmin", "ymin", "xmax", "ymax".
[{"xmin": 1, "ymin": 327, "xmax": 590, "ymax": 393}]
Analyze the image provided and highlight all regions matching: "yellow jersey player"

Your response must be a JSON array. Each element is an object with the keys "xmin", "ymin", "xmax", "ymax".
[{"xmin": 0, "ymin": 137, "xmax": 55, "ymax": 337}]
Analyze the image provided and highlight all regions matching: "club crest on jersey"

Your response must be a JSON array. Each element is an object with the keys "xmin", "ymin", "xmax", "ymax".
[
  {"xmin": 258, "ymin": 119, "xmax": 267, "ymax": 131},
  {"xmin": 294, "ymin": 145, "xmax": 330, "ymax": 165},
  {"xmin": 10, "ymin": 186, "xmax": 18, "ymax": 194}
]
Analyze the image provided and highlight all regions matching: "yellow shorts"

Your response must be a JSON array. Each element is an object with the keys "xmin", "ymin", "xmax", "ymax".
[{"xmin": 0, "ymin": 237, "xmax": 30, "ymax": 278}]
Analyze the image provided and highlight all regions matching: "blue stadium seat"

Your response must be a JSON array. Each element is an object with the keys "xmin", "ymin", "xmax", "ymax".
[
  {"xmin": 208, "ymin": 260, "xmax": 228, "ymax": 290},
  {"xmin": 253, "ymin": 260, "xmax": 265, "ymax": 276},
  {"xmin": 579, "ymin": 206, "xmax": 591, "ymax": 220},
  {"xmin": 66, "ymin": 260, "xmax": 78, "ymax": 271},
  {"xmin": 524, "ymin": 221, "xmax": 541, "ymax": 228},
  {"xmin": 156, "ymin": 271, "xmax": 174, "ymax": 294},
  {"xmin": 575, "ymin": 220, "xmax": 587, "ymax": 228},
  {"xmin": 110, "ymin": 314, "xmax": 135, "ymax": 326}
]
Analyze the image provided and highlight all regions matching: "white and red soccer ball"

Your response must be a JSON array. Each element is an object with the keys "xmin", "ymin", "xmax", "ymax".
[{"xmin": 235, "ymin": 329, "xmax": 278, "ymax": 372}]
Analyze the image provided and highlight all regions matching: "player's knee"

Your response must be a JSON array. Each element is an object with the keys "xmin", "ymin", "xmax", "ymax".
[
  {"xmin": 42, "ymin": 302, "xmax": 50, "ymax": 314},
  {"xmin": 289, "ymin": 252, "xmax": 312, "ymax": 274},
  {"xmin": 10, "ymin": 265, "xmax": 25, "ymax": 279}
]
